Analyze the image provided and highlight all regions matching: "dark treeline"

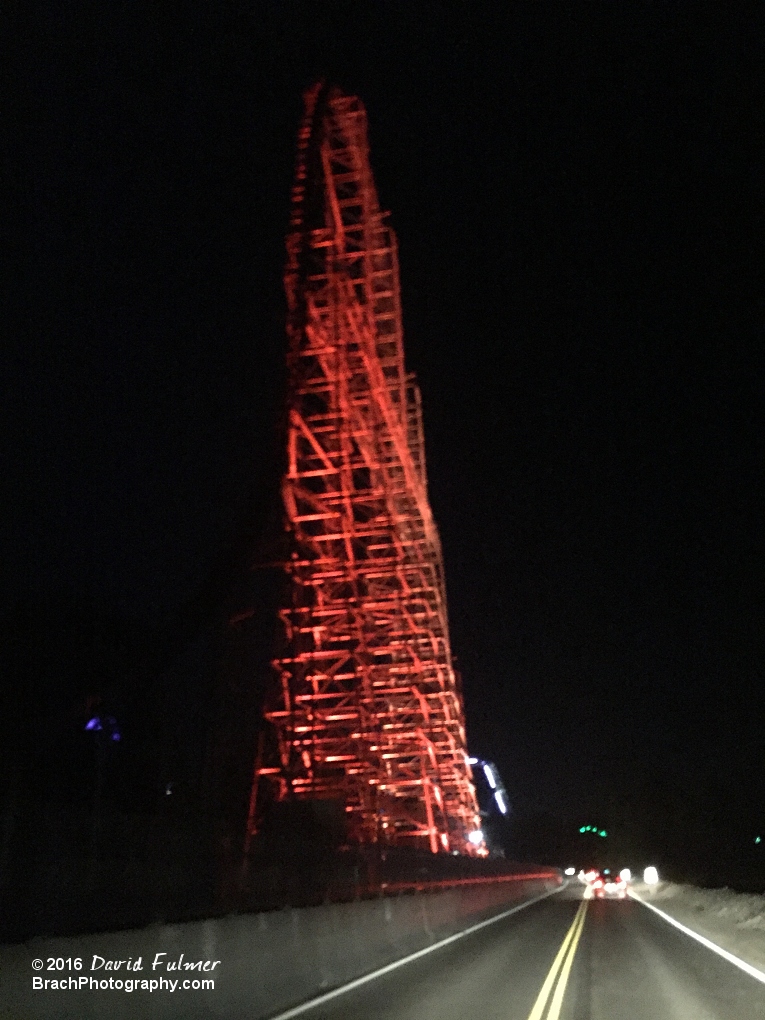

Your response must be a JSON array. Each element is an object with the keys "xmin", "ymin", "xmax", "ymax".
[
  {"xmin": 2, "ymin": 583, "xmax": 763, "ymax": 945},
  {"xmin": 0, "ymin": 538, "xmax": 281, "ymax": 941},
  {"xmin": 508, "ymin": 784, "xmax": 765, "ymax": 892}
]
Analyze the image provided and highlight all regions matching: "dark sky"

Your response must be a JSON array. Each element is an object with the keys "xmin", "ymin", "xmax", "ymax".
[{"xmin": 11, "ymin": 5, "xmax": 763, "ymax": 824}]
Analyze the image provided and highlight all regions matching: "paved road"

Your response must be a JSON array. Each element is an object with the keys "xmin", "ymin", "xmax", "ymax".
[{"xmin": 276, "ymin": 882, "xmax": 765, "ymax": 1020}]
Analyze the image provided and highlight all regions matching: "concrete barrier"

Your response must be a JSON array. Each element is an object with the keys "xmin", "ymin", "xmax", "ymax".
[{"xmin": 2, "ymin": 873, "xmax": 561, "ymax": 1019}]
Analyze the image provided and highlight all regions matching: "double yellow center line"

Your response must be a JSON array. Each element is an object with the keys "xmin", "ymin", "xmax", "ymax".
[{"xmin": 527, "ymin": 897, "xmax": 588, "ymax": 1020}]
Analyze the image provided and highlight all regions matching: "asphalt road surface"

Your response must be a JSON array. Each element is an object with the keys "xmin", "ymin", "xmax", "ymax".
[{"xmin": 274, "ymin": 882, "xmax": 765, "ymax": 1020}]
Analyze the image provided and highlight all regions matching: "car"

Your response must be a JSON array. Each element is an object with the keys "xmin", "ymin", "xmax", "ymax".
[{"xmin": 591, "ymin": 870, "xmax": 627, "ymax": 899}]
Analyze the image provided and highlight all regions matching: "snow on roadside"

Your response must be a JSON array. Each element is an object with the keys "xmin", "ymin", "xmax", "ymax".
[{"xmin": 630, "ymin": 880, "xmax": 765, "ymax": 974}]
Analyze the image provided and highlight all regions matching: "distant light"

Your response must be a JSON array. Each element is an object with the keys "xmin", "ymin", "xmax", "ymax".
[
  {"xmin": 644, "ymin": 866, "xmax": 659, "ymax": 885},
  {"xmin": 599, "ymin": 830, "xmax": 607, "ymax": 837},
  {"xmin": 603, "ymin": 868, "xmax": 610, "ymax": 875},
  {"xmin": 579, "ymin": 826, "xmax": 586, "ymax": 833},
  {"xmin": 756, "ymin": 837, "xmax": 762, "ymax": 845},
  {"xmin": 85, "ymin": 714, "xmax": 121, "ymax": 741},
  {"xmin": 564, "ymin": 867, "xmax": 576, "ymax": 876},
  {"xmin": 468, "ymin": 830, "xmax": 484, "ymax": 845},
  {"xmin": 620, "ymin": 868, "xmax": 631, "ymax": 882},
  {"xmin": 494, "ymin": 790, "xmax": 508, "ymax": 814},
  {"xmin": 483, "ymin": 764, "xmax": 497, "ymax": 789},
  {"xmin": 165, "ymin": 782, "xmax": 173, "ymax": 796}
]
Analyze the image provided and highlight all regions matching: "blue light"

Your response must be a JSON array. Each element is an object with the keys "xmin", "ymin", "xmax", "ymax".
[{"xmin": 85, "ymin": 715, "xmax": 121, "ymax": 742}]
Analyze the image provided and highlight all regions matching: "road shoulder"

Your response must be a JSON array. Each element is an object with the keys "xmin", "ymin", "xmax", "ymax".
[{"xmin": 630, "ymin": 881, "xmax": 765, "ymax": 976}]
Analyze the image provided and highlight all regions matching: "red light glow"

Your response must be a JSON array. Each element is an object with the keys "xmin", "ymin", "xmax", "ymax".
[{"xmin": 247, "ymin": 85, "xmax": 483, "ymax": 855}]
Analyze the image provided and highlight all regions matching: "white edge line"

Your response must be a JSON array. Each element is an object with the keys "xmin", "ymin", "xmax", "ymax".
[
  {"xmin": 629, "ymin": 890, "xmax": 765, "ymax": 986},
  {"xmin": 268, "ymin": 881, "xmax": 565, "ymax": 1020}
]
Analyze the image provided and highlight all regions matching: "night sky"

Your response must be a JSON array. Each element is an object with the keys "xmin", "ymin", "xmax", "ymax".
[{"xmin": 10, "ymin": 6, "xmax": 763, "ymax": 850}]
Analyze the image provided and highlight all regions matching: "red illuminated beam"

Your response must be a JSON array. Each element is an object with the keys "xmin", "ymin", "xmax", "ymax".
[{"xmin": 249, "ymin": 84, "xmax": 484, "ymax": 856}]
